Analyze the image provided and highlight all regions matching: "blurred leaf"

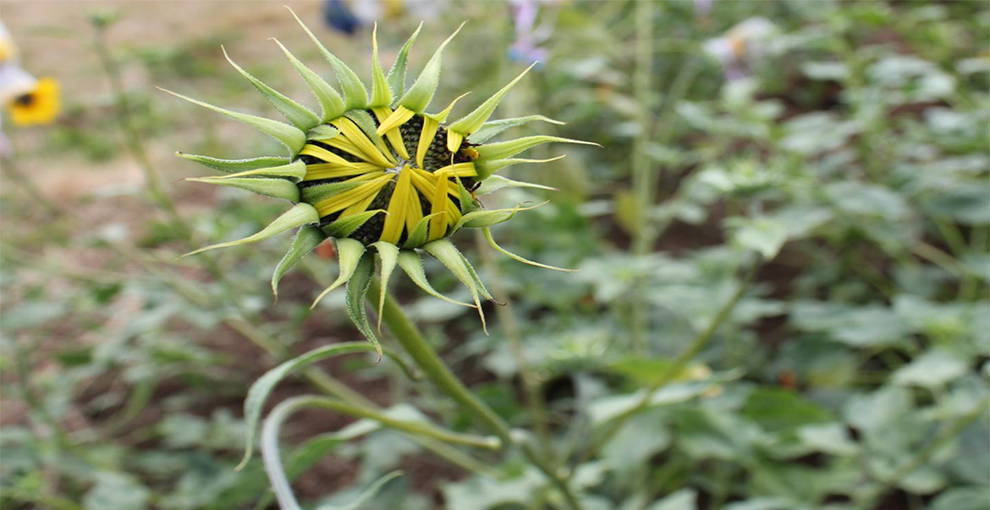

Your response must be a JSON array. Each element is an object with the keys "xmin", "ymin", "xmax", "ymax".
[
  {"xmin": 892, "ymin": 350, "xmax": 969, "ymax": 388},
  {"xmin": 741, "ymin": 389, "xmax": 832, "ymax": 433},
  {"xmin": 82, "ymin": 472, "xmax": 149, "ymax": 510}
]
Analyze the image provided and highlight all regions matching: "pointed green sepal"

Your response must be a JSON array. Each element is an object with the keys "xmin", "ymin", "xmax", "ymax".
[
  {"xmin": 272, "ymin": 38, "xmax": 347, "ymax": 122},
  {"xmin": 223, "ymin": 46, "xmax": 320, "ymax": 131},
  {"xmin": 301, "ymin": 180, "xmax": 367, "ymax": 204},
  {"xmin": 311, "ymin": 237, "xmax": 366, "ymax": 308},
  {"xmin": 322, "ymin": 210, "xmax": 386, "ymax": 238},
  {"xmin": 475, "ymin": 174, "xmax": 559, "ymax": 196},
  {"xmin": 160, "ymin": 88, "xmax": 306, "ymax": 155},
  {"xmin": 345, "ymin": 109, "xmax": 390, "ymax": 154},
  {"xmin": 482, "ymin": 227, "xmax": 576, "ymax": 272},
  {"xmin": 201, "ymin": 160, "xmax": 307, "ymax": 182},
  {"xmin": 369, "ymin": 24, "xmax": 392, "ymax": 108},
  {"xmin": 272, "ymin": 225, "xmax": 327, "ymax": 298},
  {"xmin": 403, "ymin": 212, "xmax": 446, "ymax": 249},
  {"xmin": 422, "ymin": 239, "xmax": 490, "ymax": 332},
  {"xmin": 468, "ymin": 115, "xmax": 565, "ymax": 144},
  {"xmin": 176, "ymin": 153, "xmax": 289, "ymax": 174},
  {"xmin": 424, "ymin": 92, "xmax": 470, "ymax": 123},
  {"xmin": 454, "ymin": 177, "xmax": 479, "ymax": 215},
  {"xmin": 307, "ymin": 124, "xmax": 340, "ymax": 141},
  {"xmin": 370, "ymin": 241, "xmax": 399, "ymax": 331},
  {"xmin": 183, "ymin": 203, "xmax": 319, "ymax": 257},
  {"xmin": 387, "ymin": 22, "xmax": 422, "ymax": 101},
  {"xmin": 452, "ymin": 201, "xmax": 548, "ymax": 232},
  {"xmin": 345, "ymin": 253, "xmax": 383, "ymax": 360},
  {"xmin": 396, "ymin": 250, "xmax": 474, "ymax": 308},
  {"xmin": 185, "ymin": 176, "xmax": 300, "ymax": 202},
  {"xmin": 398, "ymin": 22, "xmax": 465, "ymax": 113},
  {"xmin": 475, "ymin": 136, "xmax": 599, "ymax": 167},
  {"xmin": 474, "ymin": 155, "xmax": 566, "ymax": 180},
  {"xmin": 449, "ymin": 62, "xmax": 536, "ymax": 136},
  {"xmin": 287, "ymin": 7, "xmax": 367, "ymax": 110}
]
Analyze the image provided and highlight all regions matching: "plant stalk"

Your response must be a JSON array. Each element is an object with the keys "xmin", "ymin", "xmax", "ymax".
[{"xmin": 368, "ymin": 281, "xmax": 586, "ymax": 510}]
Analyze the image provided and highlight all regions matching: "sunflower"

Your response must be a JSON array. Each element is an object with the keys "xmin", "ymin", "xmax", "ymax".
[
  {"xmin": 165, "ymin": 9, "xmax": 593, "ymax": 354},
  {"xmin": 7, "ymin": 77, "xmax": 60, "ymax": 126}
]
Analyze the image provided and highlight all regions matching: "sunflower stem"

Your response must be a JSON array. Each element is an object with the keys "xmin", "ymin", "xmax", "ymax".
[{"xmin": 367, "ymin": 281, "xmax": 586, "ymax": 510}]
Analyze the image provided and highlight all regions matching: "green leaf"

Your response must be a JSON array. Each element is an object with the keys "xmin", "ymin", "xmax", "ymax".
[
  {"xmin": 311, "ymin": 238, "xmax": 366, "ymax": 307},
  {"xmin": 727, "ymin": 216, "xmax": 788, "ymax": 259},
  {"xmin": 185, "ymin": 176, "xmax": 300, "ymax": 202},
  {"xmin": 398, "ymin": 22, "xmax": 464, "ymax": 112},
  {"xmin": 82, "ymin": 472, "xmax": 150, "ymax": 510},
  {"xmin": 176, "ymin": 153, "xmax": 289, "ymax": 173},
  {"xmin": 370, "ymin": 242, "xmax": 399, "ymax": 331},
  {"xmin": 160, "ymin": 88, "xmax": 306, "ymax": 155},
  {"xmin": 184, "ymin": 203, "xmax": 319, "ymax": 257},
  {"xmin": 322, "ymin": 210, "xmax": 386, "ymax": 238},
  {"xmin": 397, "ymin": 249, "xmax": 474, "ymax": 308},
  {"xmin": 272, "ymin": 225, "xmax": 326, "ymax": 298},
  {"xmin": 272, "ymin": 38, "xmax": 346, "ymax": 122},
  {"xmin": 741, "ymin": 388, "xmax": 832, "ymax": 433},
  {"xmin": 345, "ymin": 253, "xmax": 383, "ymax": 358},
  {"xmin": 386, "ymin": 22, "xmax": 422, "ymax": 100},
  {"xmin": 287, "ymin": 6, "xmax": 367, "ymax": 110},
  {"xmin": 892, "ymin": 350, "xmax": 969, "ymax": 388},
  {"xmin": 647, "ymin": 488, "xmax": 698, "ymax": 510},
  {"xmin": 223, "ymin": 46, "xmax": 320, "ymax": 131},
  {"xmin": 475, "ymin": 135, "xmax": 597, "ymax": 161},
  {"xmin": 237, "ymin": 341, "xmax": 385, "ymax": 470},
  {"xmin": 449, "ymin": 63, "xmax": 536, "ymax": 136},
  {"xmin": 468, "ymin": 115, "xmax": 565, "ymax": 144},
  {"xmin": 262, "ymin": 397, "xmax": 401, "ymax": 510}
]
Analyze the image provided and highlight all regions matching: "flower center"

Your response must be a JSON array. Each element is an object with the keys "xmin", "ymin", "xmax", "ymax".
[{"xmin": 294, "ymin": 109, "xmax": 479, "ymax": 246}]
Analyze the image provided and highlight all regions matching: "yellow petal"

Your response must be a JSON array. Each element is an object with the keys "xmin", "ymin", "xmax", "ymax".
[
  {"xmin": 416, "ymin": 115, "xmax": 439, "ymax": 169},
  {"xmin": 376, "ymin": 105, "xmax": 415, "ymax": 136},
  {"xmin": 372, "ymin": 107, "xmax": 410, "ymax": 159},
  {"xmin": 314, "ymin": 176, "xmax": 390, "ymax": 216},
  {"xmin": 303, "ymin": 161, "xmax": 381, "ymax": 181},
  {"xmin": 299, "ymin": 144, "xmax": 358, "ymax": 169},
  {"xmin": 330, "ymin": 116, "xmax": 395, "ymax": 167},
  {"xmin": 446, "ymin": 130, "xmax": 464, "ymax": 153},
  {"xmin": 379, "ymin": 165, "xmax": 412, "ymax": 244}
]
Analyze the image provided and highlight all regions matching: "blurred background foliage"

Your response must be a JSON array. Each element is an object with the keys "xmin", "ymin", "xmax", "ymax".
[{"xmin": 1, "ymin": 1, "xmax": 988, "ymax": 509}]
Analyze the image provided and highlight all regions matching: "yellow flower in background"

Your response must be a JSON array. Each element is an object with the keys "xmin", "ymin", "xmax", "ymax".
[
  {"xmin": 0, "ymin": 22, "xmax": 60, "ymax": 128},
  {"xmin": 8, "ymin": 77, "xmax": 59, "ymax": 126}
]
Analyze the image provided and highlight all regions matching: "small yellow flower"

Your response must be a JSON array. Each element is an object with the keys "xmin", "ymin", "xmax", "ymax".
[{"xmin": 8, "ymin": 77, "xmax": 59, "ymax": 126}]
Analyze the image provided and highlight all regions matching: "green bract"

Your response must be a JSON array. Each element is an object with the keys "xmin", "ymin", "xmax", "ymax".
[{"xmin": 166, "ymin": 11, "xmax": 594, "ymax": 353}]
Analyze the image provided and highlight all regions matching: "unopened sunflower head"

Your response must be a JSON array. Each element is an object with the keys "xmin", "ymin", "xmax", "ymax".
[{"xmin": 166, "ymin": 9, "xmax": 594, "ymax": 355}]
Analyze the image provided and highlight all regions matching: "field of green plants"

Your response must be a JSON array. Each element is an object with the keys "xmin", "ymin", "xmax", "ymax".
[{"xmin": 1, "ymin": 1, "xmax": 988, "ymax": 509}]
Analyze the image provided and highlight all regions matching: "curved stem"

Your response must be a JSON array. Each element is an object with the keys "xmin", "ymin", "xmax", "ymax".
[
  {"xmin": 367, "ymin": 280, "xmax": 514, "ymax": 444},
  {"xmin": 367, "ymin": 281, "xmax": 586, "ymax": 510}
]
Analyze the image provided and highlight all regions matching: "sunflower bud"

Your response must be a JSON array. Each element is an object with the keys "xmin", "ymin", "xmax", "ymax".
[{"xmin": 168, "ymin": 10, "xmax": 595, "ymax": 352}]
